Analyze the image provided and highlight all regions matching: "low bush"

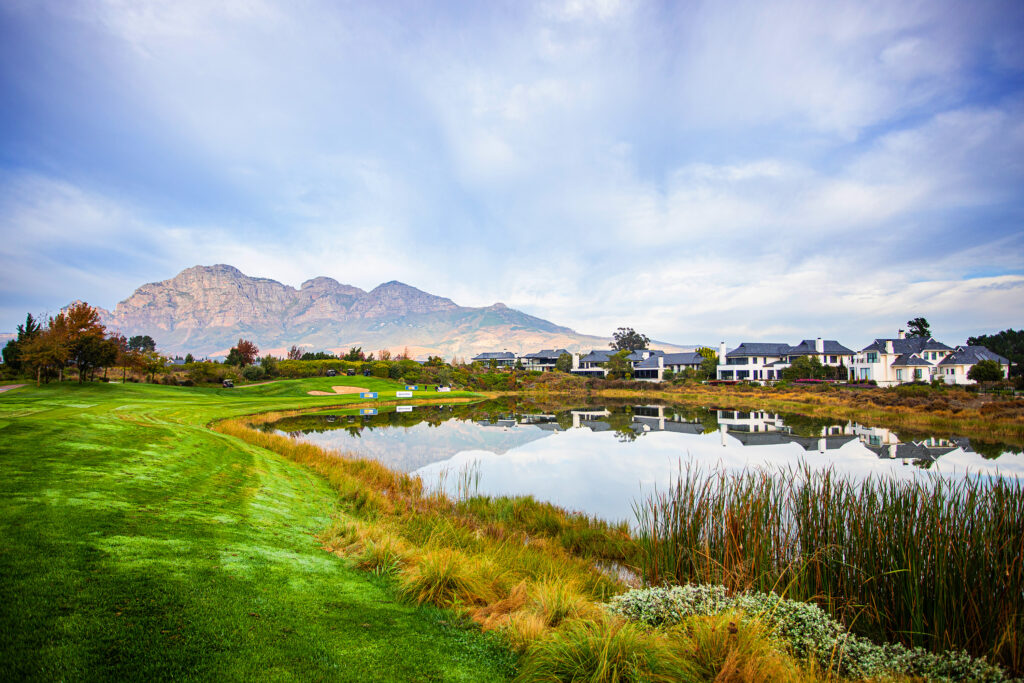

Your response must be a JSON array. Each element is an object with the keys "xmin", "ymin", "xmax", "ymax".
[
  {"xmin": 515, "ymin": 616, "xmax": 692, "ymax": 683},
  {"xmin": 608, "ymin": 585, "xmax": 1012, "ymax": 681}
]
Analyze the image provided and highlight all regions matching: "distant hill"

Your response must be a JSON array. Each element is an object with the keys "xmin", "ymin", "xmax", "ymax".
[{"xmin": 96, "ymin": 265, "xmax": 687, "ymax": 359}]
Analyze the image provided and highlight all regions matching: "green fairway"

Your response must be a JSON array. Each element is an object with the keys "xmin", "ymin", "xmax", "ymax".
[{"xmin": 0, "ymin": 380, "xmax": 512, "ymax": 681}]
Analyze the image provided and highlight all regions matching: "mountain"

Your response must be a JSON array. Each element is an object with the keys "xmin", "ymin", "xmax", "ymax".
[{"xmin": 97, "ymin": 265, "xmax": 635, "ymax": 358}]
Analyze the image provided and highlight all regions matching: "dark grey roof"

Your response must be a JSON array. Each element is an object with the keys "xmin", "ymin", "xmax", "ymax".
[
  {"xmin": 522, "ymin": 349, "xmax": 570, "ymax": 360},
  {"xmin": 726, "ymin": 343, "xmax": 791, "ymax": 358},
  {"xmin": 860, "ymin": 337, "xmax": 952, "ymax": 354},
  {"xmin": 472, "ymin": 352, "xmax": 516, "ymax": 361},
  {"xmin": 634, "ymin": 351, "xmax": 703, "ymax": 369},
  {"xmin": 891, "ymin": 353, "xmax": 933, "ymax": 367},
  {"xmin": 579, "ymin": 349, "xmax": 613, "ymax": 363},
  {"xmin": 787, "ymin": 339, "xmax": 855, "ymax": 356},
  {"xmin": 937, "ymin": 345, "xmax": 1010, "ymax": 366}
]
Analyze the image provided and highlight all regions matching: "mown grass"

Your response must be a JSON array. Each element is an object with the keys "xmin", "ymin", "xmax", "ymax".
[
  {"xmin": 634, "ymin": 463, "xmax": 1024, "ymax": 675},
  {"xmin": 0, "ymin": 379, "xmax": 512, "ymax": 681}
]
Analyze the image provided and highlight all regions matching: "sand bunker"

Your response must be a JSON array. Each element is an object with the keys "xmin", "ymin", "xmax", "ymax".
[{"xmin": 307, "ymin": 385, "xmax": 368, "ymax": 396}]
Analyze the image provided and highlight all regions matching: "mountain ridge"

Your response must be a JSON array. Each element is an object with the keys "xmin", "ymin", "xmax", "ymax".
[{"xmin": 96, "ymin": 264, "xmax": 664, "ymax": 358}]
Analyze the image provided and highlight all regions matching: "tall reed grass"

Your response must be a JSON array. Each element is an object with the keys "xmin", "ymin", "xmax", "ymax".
[{"xmin": 634, "ymin": 463, "xmax": 1024, "ymax": 673}]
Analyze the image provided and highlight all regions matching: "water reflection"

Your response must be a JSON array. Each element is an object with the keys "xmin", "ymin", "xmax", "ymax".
[{"xmin": 267, "ymin": 401, "xmax": 1023, "ymax": 524}]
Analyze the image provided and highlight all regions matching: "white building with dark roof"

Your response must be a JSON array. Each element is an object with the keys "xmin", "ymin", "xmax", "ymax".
[
  {"xmin": 850, "ymin": 330, "xmax": 954, "ymax": 386},
  {"xmin": 937, "ymin": 346, "xmax": 1010, "ymax": 384},
  {"xmin": 520, "ymin": 349, "xmax": 571, "ymax": 372},
  {"xmin": 716, "ymin": 337, "xmax": 855, "ymax": 382},
  {"xmin": 471, "ymin": 351, "xmax": 517, "ymax": 368}
]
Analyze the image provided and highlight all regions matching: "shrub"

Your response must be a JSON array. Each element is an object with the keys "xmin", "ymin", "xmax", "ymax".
[
  {"xmin": 515, "ymin": 616, "xmax": 692, "ymax": 683},
  {"xmin": 608, "ymin": 585, "xmax": 1012, "ymax": 681},
  {"xmin": 242, "ymin": 364, "xmax": 266, "ymax": 381},
  {"xmin": 399, "ymin": 549, "xmax": 494, "ymax": 608}
]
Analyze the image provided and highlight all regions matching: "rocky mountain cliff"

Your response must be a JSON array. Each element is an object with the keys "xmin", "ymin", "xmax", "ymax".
[{"xmin": 98, "ymin": 265, "xmax": 620, "ymax": 358}]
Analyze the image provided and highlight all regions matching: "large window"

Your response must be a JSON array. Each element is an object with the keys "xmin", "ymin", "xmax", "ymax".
[
  {"xmin": 866, "ymin": 352, "xmax": 879, "ymax": 363},
  {"xmin": 896, "ymin": 369, "xmax": 903, "ymax": 381}
]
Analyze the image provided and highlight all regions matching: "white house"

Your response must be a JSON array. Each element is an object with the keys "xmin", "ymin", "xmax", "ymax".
[
  {"xmin": 716, "ymin": 338, "xmax": 854, "ymax": 382},
  {"xmin": 472, "ymin": 351, "xmax": 517, "ymax": 368},
  {"xmin": 520, "ymin": 349, "xmax": 571, "ymax": 372},
  {"xmin": 632, "ymin": 352, "xmax": 704, "ymax": 382},
  {"xmin": 850, "ymin": 330, "xmax": 953, "ymax": 386},
  {"xmin": 937, "ymin": 346, "xmax": 1011, "ymax": 384},
  {"xmin": 571, "ymin": 349, "xmax": 662, "ymax": 379}
]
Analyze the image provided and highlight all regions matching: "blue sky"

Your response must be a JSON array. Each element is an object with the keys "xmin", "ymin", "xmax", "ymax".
[{"xmin": 1, "ymin": 0, "xmax": 1023, "ymax": 348}]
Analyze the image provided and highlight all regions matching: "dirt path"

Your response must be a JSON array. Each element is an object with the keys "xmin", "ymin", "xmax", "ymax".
[{"xmin": 0, "ymin": 384, "xmax": 26, "ymax": 394}]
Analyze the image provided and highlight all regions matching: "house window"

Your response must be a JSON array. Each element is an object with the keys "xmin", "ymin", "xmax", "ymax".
[
  {"xmin": 829, "ymin": 355, "xmax": 837, "ymax": 363},
  {"xmin": 896, "ymin": 369, "xmax": 903, "ymax": 381},
  {"xmin": 914, "ymin": 369, "xmax": 923, "ymax": 380},
  {"xmin": 867, "ymin": 352, "xmax": 878, "ymax": 363},
  {"xmin": 859, "ymin": 368, "xmax": 869, "ymax": 380}
]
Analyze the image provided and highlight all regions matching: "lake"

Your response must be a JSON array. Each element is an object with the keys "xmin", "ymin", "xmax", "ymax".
[{"xmin": 265, "ymin": 399, "xmax": 1024, "ymax": 525}]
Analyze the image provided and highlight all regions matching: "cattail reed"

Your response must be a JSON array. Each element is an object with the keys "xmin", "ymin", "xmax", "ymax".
[{"xmin": 633, "ymin": 463, "xmax": 1024, "ymax": 673}]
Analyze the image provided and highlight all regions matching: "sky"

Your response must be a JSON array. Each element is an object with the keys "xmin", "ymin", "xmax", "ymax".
[{"xmin": 1, "ymin": 0, "xmax": 1023, "ymax": 348}]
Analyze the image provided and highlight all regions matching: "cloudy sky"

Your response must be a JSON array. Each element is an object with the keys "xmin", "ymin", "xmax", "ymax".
[{"xmin": 2, "ymin": 0, "xmax": 1023, "ymax": 347}]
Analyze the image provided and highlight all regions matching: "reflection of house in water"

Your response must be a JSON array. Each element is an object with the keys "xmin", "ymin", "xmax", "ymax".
[
  {"xmin": 571, "ymin": 409, "xmax": 611, "ymax": 431},
  {"xmin": 854, "ymin": 425, "xmax": 970, "ymax": 463},
  {"xmin": 630, "ymin": 405, "xmax": 705, "ymax": 435},
  {"xmin": 716, "ymin": 410, "xmax": 856, "ymax": 453}
]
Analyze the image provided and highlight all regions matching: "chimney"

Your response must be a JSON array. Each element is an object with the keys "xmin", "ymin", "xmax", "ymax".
[
  {"xmin": 572, "ymin": 353, "xmax": 580, "ymax": 370},
  {"xmin": 815, "ymin": 337, "xmax": 824, "ymax": 354},
  {"xmin": 885, "ymin": 340, "xmax": 894, "ymax": 354},
  {"xmin": 719, "ymin": 341, "xmax": 727, "ymax": 360},
  {"xmin": 898, "ymin": 329, "xmax": 906, "ymax": 340}
]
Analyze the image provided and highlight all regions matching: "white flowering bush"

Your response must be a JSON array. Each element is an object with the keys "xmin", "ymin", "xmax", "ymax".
[{"xmin": 607, "ymin": 585, "xmax": 1012, "ymax": 682}]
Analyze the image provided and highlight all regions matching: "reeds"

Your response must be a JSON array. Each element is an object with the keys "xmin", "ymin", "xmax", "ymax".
[{"xmin": 633, "ymin": 463, "xmax": 1024, "ymax": 673}]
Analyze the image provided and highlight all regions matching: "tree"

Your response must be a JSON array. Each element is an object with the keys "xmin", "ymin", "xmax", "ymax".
[
  {"xmin": 424, "ymin": 355, "xmax": 446, "ymax": 367},
  {"xmin": 259, "ymin": 354, "xmax": 279, "ymax": 377},
  {"xmin": 184, "ymin": 353, "xmax": 194, "ymax": 364},
  {"xmin": 127, "ymin": 335, "xmax": 156, "ymax": 352},
  {"xmin": 555, "ymin": 352, "xmax": 573, "ymax": 373},
  {"xmin": 968, "ymin": 359, "xmax": 1004, "ymax": 382},
  {"xmin": 2, "ymin": 313, "xmax": 42, "ymax": 371},
  {"xmin": 514, "ymin": 358, "xmax": 524, "ymax": 370},
  {"xmin": 287, "ymin": 345, "xmax": 304, "ymax": 361},
  {"xmin": 60, "ymin": 302, "xmax": 111, "ymax": 382},
  {"xmin": 603, "ymin": 349, "xmax": 633, "ymax": 380},
  {"xmin": 967, "ymin": 329, "xmax": 1023, "ymax": 377},
  {"xmin": 906, "ymin": 317, "xmax": 931, "ymax": 338},
  {"xmin": 138, "ymin": 350, "xmax": 166, "ymax": 383},
  {"xmin": 20, "ymin": 325, "xmax": 69, "ymax": 385},
  {"xmin": 610, "ymin": 327, "xmax": 650, "ymax": 351},
  {"xmin": 780, "ymin": 355, "xmax": 826, "ymax": 381},
  {"xmin": 343, "ymin": 347, "xmax": 365, "ymax": 362},
  {"xmin": 378, "ymin": 349, "xmax": 392, "ymax": 361},
  {"xmin": 695, "ymin": 346, "xmax": 719, "ymax": 380},
  {"xmin": 235, "ymin": 339, "xmax": 259, "ymax": 366}
]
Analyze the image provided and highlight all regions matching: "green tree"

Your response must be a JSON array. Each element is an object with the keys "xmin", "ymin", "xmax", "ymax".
[
  {"xmin": 343, "ymin": 347, "xmax": 365, "ymax": 362},
  {"xmin": 967, "ymin": 359, "xmax": 1004, "ymax": 382},
  {"xmin": 2, "ymin": 313, "xmax": 42, "ymax": 371},
  {"xmin": 20, "ymin": 323, "xmax": 69, "ymax": 385},
  {"xmin": 224, "ymin": 348, "xmax": 243, "ymax": 366},
  {"xmin": 603, "ymin": 349, "xmax": 633, "ymax": 380},
  {"xmin": 514, "ymin": 358, "xmax": 524, "ymax": 370},
  {"xmin": 184, "ymin": 353, "xmax": 195, "ymax": 364},
  {"xmin": 780, "ymin": 355, "xmax": 826, "ymax": 380},
  {"xmin": 60, "ymin": 302, "xmax": 111, "ymax": 382},
  {"xmin": 695, "ymin": 346, "xmax": 719, "ymax": 380},
  {"xmin": 967, "ymin": 329, "xmax": 1023, "ymax": 377},
  {"xmin": 259, "ymin": 354, "xmax": 279, "ymax": 377},
  {"xmin": 424, "ymin": 355, "xmax": 445, "ymax": 367},
  {"xmin": 127, "ymin": 335, "xmax": 156, "ymax": 352},
  {"xmin": 610, "ymin": 327, "xmax": 649, "ymax": 351},
  {"xmin": 555, "ymin": 352, "xmax": 573, "ymax": 373},
  {"xmin": 138, "ymin": 350, "xmax": 166, "ymax": 383},
  {"xmin": 906, "ymin": 317, "xmax": 931, "ymax": 338}
]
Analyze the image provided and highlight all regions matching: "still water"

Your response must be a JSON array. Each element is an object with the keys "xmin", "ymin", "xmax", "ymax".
[{"xmin": 266, "ymin": 400, "xmax": 1024, "ymax": 525}]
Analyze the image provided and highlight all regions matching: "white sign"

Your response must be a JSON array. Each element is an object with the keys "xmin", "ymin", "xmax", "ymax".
[
  {"xmin": 437, "ymin": 386, "xmax": 452, "ymax": 392},
  {"xmin": 396, "ymin": 391, "xmax": 413, "ymax": 398},
  {"xmin": 396, "ymin": 406, "xmax": 413, "ymax": 413}
]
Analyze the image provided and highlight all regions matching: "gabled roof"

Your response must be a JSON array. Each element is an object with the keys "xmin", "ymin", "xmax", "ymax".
[
  {"xmin": 938, "ymin": 346, "xmax": 1010, "ymax": 366},
  {"xmin": 891, "ymin": 353, "xmax": 933, "ymax": 367},
  {"xmin": 472, "ymin": 352, "xmax": 516, "ymax": 361},
  {"xmin": 522, "ymin": 348, "xmax": 570, "ymax": 360},
  {"xmin": 579, "ymin": 349, "xmax": 613, "ymax": 363},
  {"xmin": 726, "ymin": 343, "xmax": 790, "ymax": 358},
  {"xmin": 860, "ymin": 336, "xmax": 952, "ymax": 354},
  {"xmin": 787, "ymin": 339, "xmax": 855, "ymax": 356},
  {"xmin": 634, "ymin": 352, "xmax": 703, "ymax": 369}
]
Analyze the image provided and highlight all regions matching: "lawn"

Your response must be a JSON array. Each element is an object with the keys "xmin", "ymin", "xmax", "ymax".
[{"xmin": 0, "ymin": 379, "xmax": 512, "ymax": 681}]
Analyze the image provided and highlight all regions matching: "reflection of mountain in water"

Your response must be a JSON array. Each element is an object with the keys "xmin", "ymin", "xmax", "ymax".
[{"xmin": 288, "ymin": 419, "xmax": 556, "ymax": 471}]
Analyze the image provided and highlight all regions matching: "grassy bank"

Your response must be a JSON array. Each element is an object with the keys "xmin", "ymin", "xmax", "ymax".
[{"xmin": 0, "ymin": 379, "xmax": 513, "ymax": 681}]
